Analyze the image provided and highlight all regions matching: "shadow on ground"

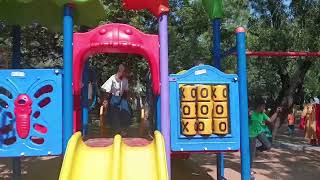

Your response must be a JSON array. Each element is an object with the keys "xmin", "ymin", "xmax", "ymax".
[
  {"xmin": 1, "ymin": 117, "xmax": 319, "ymax": 180},
  {"xmin": 191, "ymin": 148, "xmax": 320, "ymax": 180},
  {"xmin": 0, "ymin": 156, "xmax": 215, "ymax": 180}
]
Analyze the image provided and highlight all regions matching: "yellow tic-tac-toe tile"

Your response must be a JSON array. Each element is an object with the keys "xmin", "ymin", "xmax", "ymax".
[
  {"xmin": 180, "ymin": 85, "xmax": 197, "ymax": 102},
  {"xmin": 180, "ymin": 101, "xmax": 196, "ymax": 118},
  {"xmin": 197, "ymin": 85, "xmax": 212, "ymax": 101},
  {"xmin": 197, "ymin": 101, "xmax": 213, "ymax": 118},
  {"xmin": 181, "ymin": 119, "xmax": 197, "ymax": 136},
  {"xmin": 212, "ymin": 85, "xmax": 228, "ymax": 101},
  {"xmin": 213, "ymin": 118, "xmax": 229, "ymax": 135},
  {"xmin": 197, "ymin": 118, "xmax": 213, "ymax": 136},
  {"xmin": 213, "ymin": 101, "xmax": 228, "ymax": 118}
]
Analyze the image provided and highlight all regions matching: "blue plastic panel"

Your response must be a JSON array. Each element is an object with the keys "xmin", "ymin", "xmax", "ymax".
[
  {"xmin": 170, "ymin": 65, "xmax": 240, "ymax": 152},
  {"xmin": 0, "ymin": 69, "xmax": 63, "ymax": 157}
]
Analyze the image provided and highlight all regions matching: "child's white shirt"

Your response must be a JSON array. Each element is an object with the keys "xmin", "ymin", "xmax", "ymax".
[{"xmin": 101, "ymin": 74, "xmax": 128, "ymax": 96}]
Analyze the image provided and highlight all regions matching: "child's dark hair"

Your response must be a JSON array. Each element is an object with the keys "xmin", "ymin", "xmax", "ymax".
[
  {"xmin": 254, "ymin": 97, "xmax": 266, "ymax": 109},
  {"xmin": 288, "ymin": 107, "xmax": 294, "ymax": 114}
]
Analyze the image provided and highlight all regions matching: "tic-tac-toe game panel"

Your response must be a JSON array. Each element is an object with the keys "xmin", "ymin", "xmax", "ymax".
[{"xmin": 169, "ymin": 65, "xmax": 240, "ymax": 152}]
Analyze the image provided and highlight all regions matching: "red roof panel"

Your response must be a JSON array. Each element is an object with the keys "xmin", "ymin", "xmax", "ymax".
[{"xmin": 122, "ymin": 0, "xmax": 169, "ymax": 17}]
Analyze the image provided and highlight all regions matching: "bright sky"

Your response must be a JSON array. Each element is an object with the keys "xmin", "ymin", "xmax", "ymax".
[{"xmin": 284, "ymin": 0, "xmax": 292, "ymax": 6}]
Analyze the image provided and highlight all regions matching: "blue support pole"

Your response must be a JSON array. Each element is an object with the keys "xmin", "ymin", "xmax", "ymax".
[
  {"xmin": 63, "ymin": 4, "xmax": 74, "ymax": 152},
  {"xmin": 156, "ymin": 96, "xmax": 161, "ymax": 130},
  {"xmin": 217, "ymin": 154, "xmax": 224, "ymax": 180},
  {"xmin": 12, "ymin": 25, "xmax": 21, "ymax": 69},
  {"xmin": 212, "ymin": 19, "xmax": 224, "ymax": 180},
  {"xmin": 89, "ymin": 69, "xmax": 98, "ymax": 111},
  {"xmin": 236, "ymin": 27, "xmax": 250, "ymax": 180},
  {"xmin": 82, "ymin": 62, "xmax": 89, "ymax": 136},
  {"xmin": 12, "ymin": 158, "xmax": 21, "ymax": 180},
  {"xmin": 11, "ymin": 25, "xmax": 21, "ymax": 180},
  {"xmin": 213, "ymin": 19, "xmax": 222, "ymax": 69}
]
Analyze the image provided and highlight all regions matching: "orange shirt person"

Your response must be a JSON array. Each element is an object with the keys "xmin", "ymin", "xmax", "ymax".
[{"xmin": 287, "ymin": 112, "xmax": 295, "ymax": 135}]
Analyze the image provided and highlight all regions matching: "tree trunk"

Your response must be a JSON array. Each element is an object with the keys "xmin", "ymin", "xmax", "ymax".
[{"xmin": 272, "ymin": 59, "xmax": 313, "ymax": 141}]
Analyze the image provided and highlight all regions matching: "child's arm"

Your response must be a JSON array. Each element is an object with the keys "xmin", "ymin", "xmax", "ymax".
[
  {"xmin": 101, "ymin": 76, "xmax": 113, "ymax": 93},
  {"xmin": 99, "ymin": 105, "xmax": 104, "ymax": 127},
  {"xmin": 267, "ymin": 107, "xmax": 282, "ymax": 123},
  {"xmin": 100, "ymin": 105, "xmax": 105, "ymax": 116}
]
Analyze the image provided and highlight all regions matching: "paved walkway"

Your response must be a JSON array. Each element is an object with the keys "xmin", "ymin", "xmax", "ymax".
[{"xmin": 273, "ymin": 124, "xmax": 320, "ymax": 152}]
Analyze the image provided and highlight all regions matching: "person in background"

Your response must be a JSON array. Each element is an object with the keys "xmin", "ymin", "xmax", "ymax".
[
  {"xmin": 301, "ymin": 101, "xmax": 318, "ymax": 146},
  {"xmin": 257, "ymin": 111, "xmax": 273, "ymax": 151},
  {"xmin": 99, "ymin": 98, "xmax": 108, "ymax": 136},
  {"xmin": 287, "ymin": 109, "xmax": 296, "ymax": 136},
  {"xmin": 101, "ymin": 64, "xmax": 131, "ymax": 136},
  {"xmin": 249, "ymin": 98, "xmax": 281, "ymax": 179},
  {"xmin": 142, "ymin": 71, "xmax": 155, "ymax": 137}
]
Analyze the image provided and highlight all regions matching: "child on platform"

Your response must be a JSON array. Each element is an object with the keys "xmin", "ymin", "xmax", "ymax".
[{"xmin": 101, "ymin": 64, "xmax": 131, "ymax": 136}]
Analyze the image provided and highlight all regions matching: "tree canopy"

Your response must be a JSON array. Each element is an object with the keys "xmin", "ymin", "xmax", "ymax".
[{"xmin": 1, "ymin": 0, "xmax": 320, "ymax": 110}]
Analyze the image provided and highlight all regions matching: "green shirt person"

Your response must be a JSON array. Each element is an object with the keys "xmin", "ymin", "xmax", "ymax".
[
  {"xmin": 249, "ymin": 98, "xmax": 281, "ymax": 178},
  {"xmin": 249, "ymin": 111, "xmax": 270, "ymax": 138},
  {"xmin": 249, "ymin": 106, "xmax": 280, "ymax": 138}
]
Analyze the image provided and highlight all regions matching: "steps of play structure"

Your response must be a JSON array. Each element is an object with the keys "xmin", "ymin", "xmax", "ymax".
[{"xmin": 59, "ymin": 131, "xmax": 168, "ymax": 180}]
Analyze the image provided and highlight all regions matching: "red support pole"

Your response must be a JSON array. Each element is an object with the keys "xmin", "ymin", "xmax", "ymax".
[{"xmin": 245, "ymin": 51, "xmax": 320, "ymax": 57}]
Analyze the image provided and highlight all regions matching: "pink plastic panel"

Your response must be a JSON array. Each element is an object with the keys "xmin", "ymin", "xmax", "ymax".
[
  {"xmin": 14, "ymin": 94, "xmax": 32, "ymax": 139},
  {"xmin": 73, "ymin": 23, "xmax": 160, "ymax": 132}
]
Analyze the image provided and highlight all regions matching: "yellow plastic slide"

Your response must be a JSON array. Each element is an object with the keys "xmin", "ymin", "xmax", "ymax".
[{"xmin": 59, "ymin": 131, "xmax": 168, "ymax": 180}]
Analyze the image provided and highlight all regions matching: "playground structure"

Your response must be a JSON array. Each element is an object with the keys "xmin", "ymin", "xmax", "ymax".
[
  {"xmin": 7, "ymin": 0, "xmax": 320, "ymax": 180},
  {"xmin": 59, "ymin": 131, "xmax": 168, "ymax": 180}
]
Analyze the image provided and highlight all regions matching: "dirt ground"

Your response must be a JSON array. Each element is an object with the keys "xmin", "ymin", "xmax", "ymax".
[
  {"xmin": 0, "ymin": 147, "xmax": 319, "ymax": 180},
  {"xmin": 1, "ymin": 119, "xmax": 320, "ymax": 180},
  {"xmin": 186, "ymin": 148, "xmax": 320, "ymax": 180}
]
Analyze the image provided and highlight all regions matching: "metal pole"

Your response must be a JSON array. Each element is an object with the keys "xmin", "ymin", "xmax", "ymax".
[
  {"xmin": 82, "ymin": 62, "xmax": 89, "ymax": 136},
  {"xmin": 213, "ymin": 18, "xmax": 224, "ymax": 180},
  {"xmin": 221, "ymin": 47, "xmax": 236, "ymax": 59},
  {"xmin": 236, "ymin": 27, "xmax": 250, "ymax": 180},
  {"xmin": 213, "ymin": 19, "xmax": 222, "ymax": 69},
  {"xmin": 156, "ymin": 96, "xmax": 161, "ymax": 130},
  {"xmin": 12, "ymin": 158, "xmax": 21, "ymax": 180},
  {"xmin": 89, "ymin": 69, "xmax": 98, "ymax": 110},
  {"xmin": 217, "ymin": 153, "xmax": 224, "ymax": 180},
  {"xmin": 63, "ymin": 4, "xmax": 74, "ymax": 151},
  {"xmin": 12, "ymin": 25, "xmax": 21, "ymax": 69},
  {"xmin": 11, "ymin": 25, "xmax": 21, "ymax": 180},
  {"xmin": 245, "ymin": 51, "xmax": 320, "ymax": 57},
  {"xmin": 159, "ymin": 14, "xmax": 171, "ymax": 179}
]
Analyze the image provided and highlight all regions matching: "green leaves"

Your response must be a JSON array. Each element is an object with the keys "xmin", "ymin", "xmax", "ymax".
[
  {"xmin": 2, "ymin": 0, "xmax": 320, "ymax": 106},
  {"xmin": 202, "ymin": 0, "xmax": 223, "ymax": 19},
  {"xmin": 247, "ymin": 0, "xmax": 320, "ymax": 106}
]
